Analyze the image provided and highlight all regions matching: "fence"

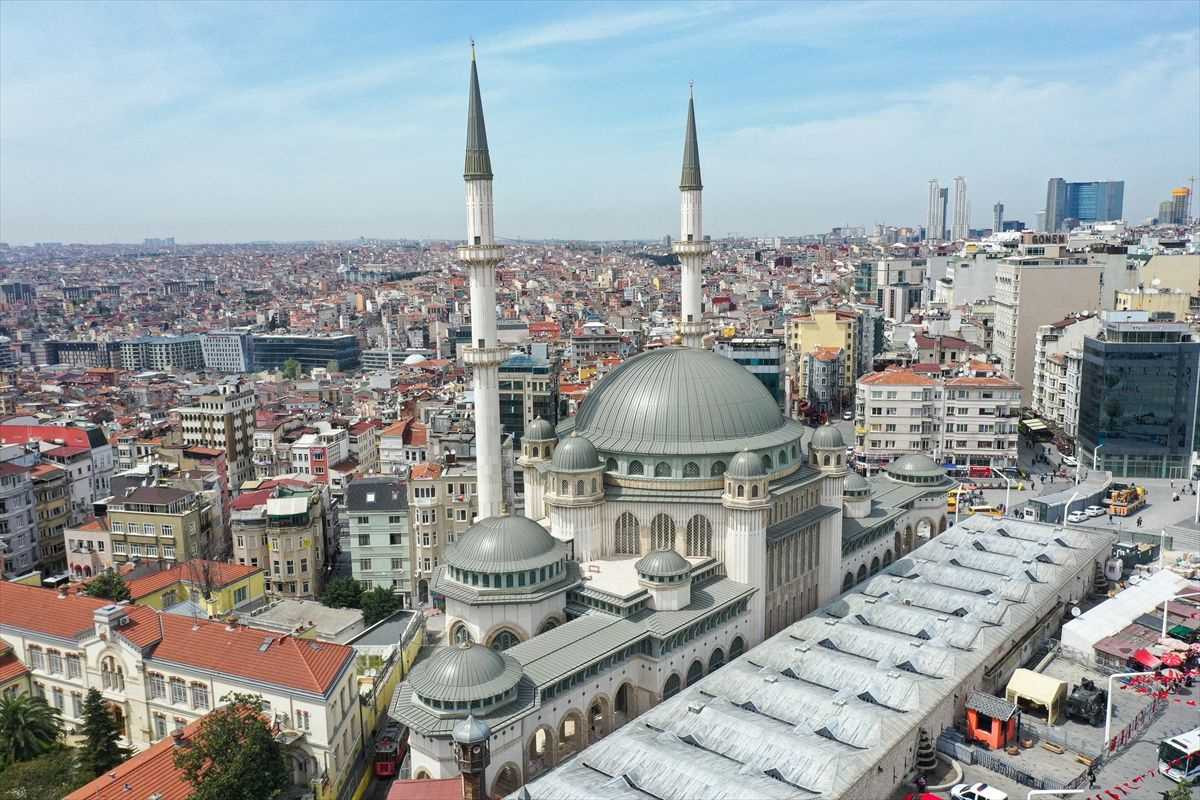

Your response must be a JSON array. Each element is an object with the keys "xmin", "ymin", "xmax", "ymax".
[
  {"xmin": 1105, "ymin": 693, "xmax": 1166, "ymax": 758},
  {"xmin": 937, "ymin": 728, "xmax": 1090, "ymax": 791}
]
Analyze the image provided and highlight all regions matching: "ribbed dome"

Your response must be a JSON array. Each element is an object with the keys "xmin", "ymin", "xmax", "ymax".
[
  {"xmin": 886, "ymin": 454, "xmax": 946, "ymax": 482},
  {"xmin": 550, "ymin": 433, "xmax": 600, "ymax": 471},
  {"xmin": 570, "ymin": 347, "xmax": 787, "ymax": 450},
  {"xmin": 843, "ymin": 472, "xmax": 870, "ymax": 494},
  {"xmin": 635, "ymin": 548, "xmax": 692, "ymax": 579},
  {"xmin": 811, "ymin": 424, "xmax": 845, "ymax": 449},
  {"xmin": 444, "ymin": 515, "xmax": 562, "ymax": 572},
  {"xmin": 452, "ymin": 714, "xmax": 492, "ymax": 744},
  {"xmin": 727, "ymin": 449, "xmax": 766, "ymax": 478},
  {"xmin": 408, "ymin": 641, "xmax": 523, "ymax": 704},
  {"xmin": 525, "ymin": 417, "xmax": 557, "ymax": 442}
]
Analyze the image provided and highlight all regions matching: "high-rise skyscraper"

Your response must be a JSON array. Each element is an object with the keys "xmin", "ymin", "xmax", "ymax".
[
  {"xmin": 672, "ymin": 87, "xmax": 710, "ymax": 349},
  {"xmin": 951, "ymin": 176, "xmax": 968, "ymax": 240},
  {"xmin": 458, "ymin": 47, "xmax": 506, "ymax": 519},
  {"xmin": 926, "ymin": 179, "xmax": 947, "ymax": 241},
  {"xmin": 1044, "ymin": 178, "xmax": 1125, "ymax": 231},
  {"xmin": 992, "ymin": 202, "xmax": 1004, "ymax": 234}
]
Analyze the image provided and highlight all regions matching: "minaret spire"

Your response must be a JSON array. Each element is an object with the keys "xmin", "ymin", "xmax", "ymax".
[
  {"xmin": 673, "ymin": 86, "xmax": 711, "ymax": 348},
  {"xmin": 458, "ymin": 47, "xmax": 506, "ymax": 519}
]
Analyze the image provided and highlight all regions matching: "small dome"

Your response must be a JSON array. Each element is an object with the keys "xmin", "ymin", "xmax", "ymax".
[
  {"xmin": 727, "ymin": 449, "xmax": 766, "ymax": 478},
  {"xmin": 408, "ymin": 641, "xmax": 523, "ymax": 706},
  {"xmin": 402, "ymin": 353, "xmax": 427, "ymax": 365},
  {"xmin": 525, "ymin": 417, "xmax": 557, "ymax": 442},
  {"xmin": 886, "ymin": 453, "xmax": 946, "ymax": 482},
  {"xmin": 445, "ymin": 515, "xmax": 561, "ymax": 572},
  {"xmin": 811, "ymin": 424, "xmax": 845, "ymax": 450},
  {"xmin": 843, "ymin": 472, "xmax": 870, "ymax": 495},
  {"xmin": 452, "ymin": 714, "xmax": 492, "ymax": 744},
  {"xmin": 551, "ymin": 432, "xmax": 601, "ymax": 471},
  {"xmin": 635, "ymin": 548, "xmax": 692, "ymax": 580}
]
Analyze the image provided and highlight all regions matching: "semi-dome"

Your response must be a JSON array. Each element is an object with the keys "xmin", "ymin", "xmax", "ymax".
[
  {"xmin": 408, "ymin": 641, "xmax": 523, "ymax": 707},
  {"xmin": 550, "ymin": 432, "xmax": 600, "ymax": 471},
  {"xmin": 843, "ymin": 472, "xmax": 870, "ymax": 495},
  {"xmin": 727, "ymin": 449, "xmax": 766, "ymax": 478},
  {"xmin": 525, "ymin": 417, "xmax": 557, "ymax": 442},
  {"xmin": 811, "ymin": 423, "xmax": 845, "ymax": 450},
  {"xmin": 635, "ymin": 548, "xmax": 692, "ymax": 580},
  {"xmin": 445, "ymin": 515, "xmax": 562, "ymax": 573},
  {"xmin": 886, "ymin": 453, "xmax": 946, "ymax": 483},
  {"xmin": 566, "ymin": 347, "xmax": 792, "ymax": 454}
]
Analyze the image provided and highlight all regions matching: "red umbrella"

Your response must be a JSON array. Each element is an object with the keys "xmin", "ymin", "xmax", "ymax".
[{"xmin": 1161, "ymin": 652, "xmax": 1185, "ymax": 667}]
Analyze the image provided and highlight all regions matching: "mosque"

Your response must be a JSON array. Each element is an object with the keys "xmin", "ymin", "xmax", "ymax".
[{"xmin": 391, "ymin": 51, "xmax": 956, "ymax": 793}]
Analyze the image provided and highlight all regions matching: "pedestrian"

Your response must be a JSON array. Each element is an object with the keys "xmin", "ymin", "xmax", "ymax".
[
  {"xmin": 1108, "ymin": 513, "xmax": 1113, "ymax": 524},
  {"xmin": 1137, "ymin": 516, "xmax": 1143, "ymax": 528},
  {"xmin": 916, "ymin": 774, "xmax": 927, "ymax": 792},
  {"xmin": 1087, "ymin": 768, "xmax": 1096, "ymax": 788}
]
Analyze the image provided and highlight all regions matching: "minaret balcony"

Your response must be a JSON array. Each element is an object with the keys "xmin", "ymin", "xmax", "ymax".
[
  {"xmin": 672, "ymin": 240, "xmax": 713, "ymax": 257},
  {"xmin": 457, "ymin": 244, "xmax": 505, "ymax": 265},
  {"xmin": 462, "ymin": 345, "xmax": 509, "ymax": 367}
]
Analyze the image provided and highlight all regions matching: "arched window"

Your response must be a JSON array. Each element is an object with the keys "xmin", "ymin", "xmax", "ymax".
[
  {"xmin": 856, "ymin": 564, "xmax": 867, "ymax": 583},
  {"xmin": 883, "ymin": 549, "xmax": 893, "ymax": 567},
  {"xmin": 762, "ymin": 454, "xmax": 773, "ymax": 469},
  {"xmin": 628, "ymin": 460, "xmax": 643, "ymax": 476},
  {"xmin": 823, "ymin": 454, "xmax": 831, "ymax": 466},
  {"xmin": 711, "ymin": 460, "xmax": 726, "ymax": 476},
  {"xmin": 650, "ymin": 514, "xmax": 676, "ymax": 551},
  {"xmin": 575, "ymin": 480, "xmax": 585, "ymax": 495},
  {"xmin": 778, "ymin": 450, "xmax": 787, "ymax": 466},
  {"xmin": 101, "ymin": 656, "xmax": 125, "ymax": 691},
  {"xmin": 490, "ymin": 629, "xmax": 521, "ymax": 651},
  {"xmin": 605, "ymin": 458, "xmax": 617, "ymax": 472},
  {"xmin": 751, "ymin": 485, "xmax": 760, "ymax": 498},
  {"xmin": 790, "ymin": 444, "xmax": 798, "ymax": 459},
  {"xmin": 654, "ymin": 461, "xmax": 671, "ymax": 478},
  {"xmin": 843, "ymin": 572, "xmax": 854, "ymax": 591},
  {"xmin": 532, "ymin": 446, "xmax": 540, "ymax": 458},
  {"xmin": 662, "ymin": 673, "xmax": 681, "ymax": 700},
  {"xmin": 736, "ymin": 484, "xmax": 745, "ymax": 498},
  {"xmin": 614, "ymin": 512, "xmax": 639, "ymax": 555},
  {"xmin": 590, "ymin": 478, "xmax": 598, "ymax": 493},
  {"xmin": 729, "ymin": 636, "xmax": 745, "ymax": 660},
  {"xmin": 683, "ymin": 462, "xmax": 699, "ymax": 478},
  {"xmin": 686, "ymin": 515, "xmax": 713, "ymax": 557},
  {"xmin": 708, "ymin": 648, "xmax": 725, "ymax": 672},
  {"xmin": 686, "ymin": 660, "xmax": 704, "ymax": 687},
  {"xmin": 560, "ymin": 480, "xmax": 568, "ymax": 495},
  {"xmin": 870, "ymin": 556, "xmax": 880, "ymax": 575}
]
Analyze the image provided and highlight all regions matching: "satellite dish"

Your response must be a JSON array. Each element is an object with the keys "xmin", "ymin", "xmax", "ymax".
[
  {"xmin": 1152, "ymin": 278, "xmax": 1162, "ymax": 287},
  {"xmin": 1070, "ymin": 606, "xmax": 1081, "ymax": 618}
]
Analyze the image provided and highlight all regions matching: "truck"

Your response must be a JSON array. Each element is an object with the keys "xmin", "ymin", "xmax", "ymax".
[
  {"xmin": 1103, "ymin": 483, "xmax": 1146, "ymax": 517},
  {"xmin": 1065, "ymin": 678, "xmax": 1108, "ymax": 726}
]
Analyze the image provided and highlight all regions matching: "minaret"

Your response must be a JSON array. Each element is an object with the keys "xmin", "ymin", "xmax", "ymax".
[
  {"xmin": 459, "ymin": 45, "xmax": 506, "ymax": 519},
  {"xmin": 672, "ymin": 85, "xmax": 712, "ymax": 349}
]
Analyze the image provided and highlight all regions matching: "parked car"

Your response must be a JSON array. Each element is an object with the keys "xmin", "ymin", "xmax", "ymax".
[
  {"xmin": 951, "ymin": 783, "xmax": 1008, "ymax": 800},
  {"xmin": 842, "ymin": 410, "xmax": 853, "ymax": 420},
  {"xmin": 1066, "ymin": 511, "xmax": 1089, "ymax": 523},
  {"xmin": 1085, "ymin": 505, "xmax": 1105, "ymax": 517},
  {"xmin": 1061, "ymin": 455, "xmax": 1078, "ymax": 467},
  {"xmin": 904, "ymin": 794, "xmax": 947, "ymax": 800}
]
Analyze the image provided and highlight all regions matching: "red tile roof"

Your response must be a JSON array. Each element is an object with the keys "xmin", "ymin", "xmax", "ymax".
[
  {"xmin": 859, "ymin": 367, "xmax": 937, "ymax": 386},
  {"xmin": 0, "ymin": 651, "xmax": 28, "ymax": 685},
  {"xmin": 387, "ymin": 778, "xmax": 463, "ymax": 800},
  {"xmin": 0, "ymin": 582, "xmax": 353, "ymax": 695},
  {"xmin": 65, "ymin": 716, "xmax": 203, "ymax": 800},
  {"xmin": 122, "ymin": 561, "xmax": 263, "ymax": 601}
]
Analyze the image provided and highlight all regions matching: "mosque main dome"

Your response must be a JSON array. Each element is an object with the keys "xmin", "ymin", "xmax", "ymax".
[{"xmin": 558, "ymin": 347, "xmax": 809, "ymax": 476}]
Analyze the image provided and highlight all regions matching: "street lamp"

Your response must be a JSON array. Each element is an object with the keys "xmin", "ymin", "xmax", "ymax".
[
  {"xmin": 990, "ymin": 464, "xmax": 1013, "ymax": 515},
  {"xmin": 1159, "ymin": 588, "xmax": 1200, "ymax": 640},
  {"xmin": 1103, "ymin": 669, "xmax": 1157, "ymax": 753}
]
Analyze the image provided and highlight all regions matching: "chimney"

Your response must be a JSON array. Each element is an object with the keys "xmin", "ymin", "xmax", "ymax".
[{"xmin": 170, "ymin": 729, "xmax": 185, "ymax": 748}]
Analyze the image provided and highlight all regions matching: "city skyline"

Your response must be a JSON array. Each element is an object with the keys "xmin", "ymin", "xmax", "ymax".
[{"xmin": 1, "ymin": 0, "xmax": 1198, "ymax": 244}]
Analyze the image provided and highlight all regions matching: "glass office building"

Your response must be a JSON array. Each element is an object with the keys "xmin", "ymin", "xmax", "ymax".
[
  {"xmin": 1077, "ymin": 312, "xmax": 1198, "ymax": 479},
  {"xmin": 1044, "ymin": 178, "xmax": 1125, "ymax": 231},
  {"xmin": 252, "ymin": 334, "xmax": 362, "ymax": 372}
]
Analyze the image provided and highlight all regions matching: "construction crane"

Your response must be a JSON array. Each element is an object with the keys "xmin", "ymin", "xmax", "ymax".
[{"xmin": 1189, "ymin": 177, "xmax": 1198, "ymax": 223}]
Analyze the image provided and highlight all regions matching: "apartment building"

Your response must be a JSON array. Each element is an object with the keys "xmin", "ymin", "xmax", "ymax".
[
  {"xmin": 408, "ymin": 461, "xmax": 477, "ymax": 606},
  {"xmin": 119, "ymin": 335, "xmax": 204, "ymax": 372},
  {"xmin": 799, "ymin": 346, "xmax": 845, "ymax": 415},
  {"xmin": 174, "ymin": 383, "xmax": 257, "ymax": 489},
  {"xmin": 712, "ymin": 334, "xmax": 787, "ymax": 411},
  {"xmin": 789, "ymin": 308, "xmax": 868, "ymax": 406},
  {"xmin": 0, "ymin": 462, "xmax": 37, "ymax": 577},
  {"xmin": 200, "ymin": 330, "xmax": 255, "ymax": 373},
  {"xmin": 0, "ymin": 581, "xmax": 362, "ymax": 800},
  {"xmin": 65, "ymin": 518, "xmax": 112, "ymax": 580},
  {"xmin": 992, "ymin": 233, "xmax": 1104, "ymax": 404},
  {"xmin": 346, "ymin": 420, "xmax": 380, "ymax": 474},
  {"xmin": 347, "ymin": 476, "xmax": 411, "ymax": 600},
  {"xmin": 1030, "ymin": 314, "xmax": 1100, "ymax": 437},
  {"xmin": 104, "ymin": 486, "xmax": 217, "ymax": 566},
  {"xmin": 871, "ymin": 259, "xmax": 928, "ymax": 322},
  {"xmin": 291, "ymin": 426, "xmax": 350, "ymax": 491},
  {"xmin": 231, "ymin": 482, "xmax": 328, "ymax": 599},
  {"xmin": 30, "ymin": 463, "xmax": 69, "ymax": 573},
  {"xmin": 378, "ymin": 417, "xmax": 428, "ymax": 474},
  {"xmin": 568, "ymin": 322, "xmax": 626, "ymax": 362},
  {"xmin": 498, "ymin": 353, "xmax": 562, "ymax": 444},
  {"xmin": 854, "ymin": 364, "xmax": 1021, "ymax": 472},
  {"xmin": 0, "ymin": 423, "xmax": 114, "ymax": 513}
]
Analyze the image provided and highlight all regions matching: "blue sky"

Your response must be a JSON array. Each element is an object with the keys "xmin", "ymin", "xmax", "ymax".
[{"xmin": 1, "ymin": 1, "xmax": 1198, "ymax": 244}]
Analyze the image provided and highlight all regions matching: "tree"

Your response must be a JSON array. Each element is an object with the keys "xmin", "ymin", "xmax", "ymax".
[
  {"xmin": 76, "ymin": 689, "xmax": 130, "ymax": 778},
  {"xmin": 0, "ymin": 694, "xmax": 62, "ymax": 766},
  {"xmin": 361, "ymin": 586, "xmax": 402, "ymax": 627},
  {"xmin": 325, "ymin": 359, "xmax": 339, "ymax": 373},
  {"xmin": 1166, "ymin": 778, "xmax": 1193, "ymax": 800},
  {"xmin": 173, "ymin": 693, "xmax": 288, "ymax": 800},
  {"xmin": 319, "ymin": 577, "xmax": 363, "ymax": 609},
  {"xmin": 281, "ymin": 357, "xmax": 302, "ymax": 380},
  {"xmin": 0, "ymin": 751, "xmax": 85, "ymax": 800},
  {"xmin": 85, "ymin": 571, "xmax": 130, "ymax": 602}
]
